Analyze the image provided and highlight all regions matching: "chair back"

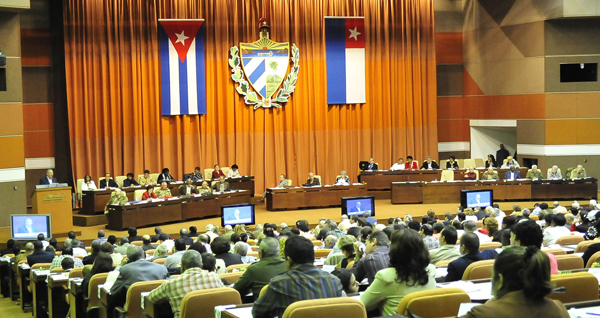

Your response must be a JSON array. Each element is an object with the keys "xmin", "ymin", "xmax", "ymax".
[
  {"xmin": 555, "ymin": 254, "xmax": 584, "ymax": 271},
  {"xmin": 314, "ymin": 175, "xmax": 322, "ymax": 184},
  {"xmin": 315, "ymin": 249, "xmax": 332, "ymax": 258},
  {"xmin": 134, "ymin": 190, "xmax": 145, "ymax": 201},
  {"xmin": 456, "ymin": 159, "xmax": 464, "ymax": 168},
  {"xmin": 286, "ymin": 179, "xmax": 292, "ymax": 186},
  {"xmin": 555, "ymin": 235, "xmax": 584, "ymax": 245},
  {"xmin": 544, "ymin": 248, "xmax": 567, "ymax": 256},
  {"xmin": 346, "ymin": 261, "xmax": 354, "ymax": 269},
  {"xmin": 115, "ymin": 176, "xmax": 126, "ymax": 187},
  {"xmin": 530, "ymin": 215, "xmax": 539, "ymax": 221},
  {"xmin": 204, "ymin": 169, "xmax": 214, "ymax": 180},
  {"xmin": 31, "ymin": 263, "xmax": 52, "ymax": 270},
  {"xmin": 282, "ymin": 298, "xmax": 366, "ymax": 318},
  {"xmin": 87, "ymin": 273, "xmax": 109, "ymax": 309},
  {"xmin": 221, "ymin": 167, "xmax": 231, "ymax": 176},
  {"xmin": 259, "ymin": 284, "xmax": 269, "ymax": 298},
  {"xmin": 130, "ymin": 241, "xmax": 143, "ymax": 246},
  {"xmin": 575, "ymin": 240, "xmax": 598, "ymax": 253},
  {"xmin": 145, "ymin": 249, "xmax": 156, "ymax": 256},
  {"xmin": 474, "ymin": 158, "xmax": 484, "ymax": 168},
  {"xmin": 435, "ymin": 260, "xmax": 451, "ymax": 267},
  {"xmin": 69, "ymin": 267, "xmax": 84, "ymax": 278},
  {"xmin": 312, "ymin": 240, "xmax": 322, "ymax": 247},
  {"xmin": 462, "ymin": 260, "xmax": 495, "ymax": 280},
  {"xmin": 50, "ymin": 267, "xmax": 64, "ymax": 273},
  {"xmin": 247, "ymin": 251, "xmax": 259, "ymax": 258},
  {"xmin": 150, "ymin": 173, "xmax": 160, "ymax": 182},
  {"xmin": 76, "ymin": 178, "xmax": 84, "ymax": 200},
  {"xmin": 137, "ymin": 174, "xmax": 144, "ymax": 183},
  {"xmin": 250, "ymin": 246, "xmax": 259, "ymax": 251},
  {"xmin": 463, "ymin": 159, "xmax": 476, "ymax": 168},
  {"xmin": 85, "ymin": 246, "xmax": 92, "ymax": 253},
  {"xmin": 226, "ymin": 263, "xmax": 250, "ymax": 273},
  {"xmin": 180, "ymin": 288, "xmax": 241, "ymax": 318},
  {"xmin": 397, "ymin": 287, "xmax": 470, "ymax": 317},
  {"xmin": 219, "ymin": 271, "xmax": 243, "ymax": 284},
  {"xmin": 479, "ymin": 242, "xmax": 500, "ymax": 252},
  {"xmin": 585, "ymin": 251, "xmax": 600, "ymax": 268},
  {"xmin": 98, "ymin": 177, "xmax": 105, "ymax": 186},
  {"xmin": 125, "ymin": 280, "xmax": 165, "ymax": 317},
  {"xmin": 153, "ymin": 258, "xmax": 167, "ymax": 264},
  {"xmin": 4, "ymin": 253, "xmax": 14, "ymax": 258},
  {"xmin": 74, "ymin": 255, "xmax": 84, "ymax": 260},
  {"xmin": 247, "ymin": 239, "xmax": 256, "ymax": 246},
  {"xmin": 440, "ymin": 170, "xmax": 454, "ymax": 181},
  {"xmin": 439, "ymin": 160, "xmax": 448, "ymax": 169},
  {"xmin": 549, "ymin": 272, "xmax": 598, "ymax": 303}
]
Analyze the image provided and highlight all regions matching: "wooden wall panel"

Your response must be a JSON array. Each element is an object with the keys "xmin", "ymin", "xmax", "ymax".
[
  {"xmin": 435, "ymin": 32, "xmax": 463, "ymax": 64},
  {"xmin": 437, "ymin": 119, "xmax": 470, "ymax": 142},
  {"xmin": 24, "ymin": 131, "xmax": 54, "ymax": 158},
  {"xmin": 0, "ymin": 137, "xmax": 25, "ymax": 169},
  {"xmin": 0, "ymin": 103, "xmax": 23, "ymax": 136},
  {"xmin": 23, "ymin": 103, "xmax": 53, "ymax": 131}
]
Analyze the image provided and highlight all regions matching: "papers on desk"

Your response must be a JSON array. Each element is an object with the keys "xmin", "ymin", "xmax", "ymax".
[
  {"xmin": 322, "ymin": 265, "xmax": 336, "ymax": 273},
  {"xmin": 69, "ymin": 278, "xmax": 83, "ymax": 289},
  {"xmin": 435, "ymin": 267, "xmax": 448, "ymax": 278},
  {"xmin": 19, "ymin": 264, "xmax": 30, "ymax": 269},
  {"xmin": 569, "ymin": 306, "xmax": 600, "ymax": 318},
  {"xmin": 50, "ymin": 272, "xmax": 69, "ymax": 281},
  {"xmin": 220, "ymin": 306, "xmax": 253, "ymax": 318},
  {"xmin": 140, "ymin": 292, "xmax": 150, "ymax": 309},
  {"xmin": 35, "ymin": 270, "xmax": 50, "ymax": 276},
  {"xmin": 314, "ymin": 259, "xmax": 325, "ymax": 267},
  {"xmin": 573, "ymin": 252, "xmax": 585, "ymax": 257},
  {"xmin": 458, "ymin": 303, "xmax": 481, "ymax": 316},
  {"xmin": 437, "ymin": 281, "xmax": 492, "ymax": 301}
]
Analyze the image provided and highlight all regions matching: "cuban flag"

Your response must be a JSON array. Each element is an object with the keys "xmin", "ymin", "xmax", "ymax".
[
  {"xmin": 325, "ymin": 17, "xmax": 366, "ymax": 104},
  {"xmin": 158, "ymin": 19, "xmax": 206, "ymax": 115}
]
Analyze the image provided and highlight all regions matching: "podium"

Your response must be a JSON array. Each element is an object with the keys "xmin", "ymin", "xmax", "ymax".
[{"xmin": 31, "ymin": 187, "xmax": 73, "ymax": 236}]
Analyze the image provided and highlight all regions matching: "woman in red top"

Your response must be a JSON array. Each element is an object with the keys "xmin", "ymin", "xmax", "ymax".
[
  {"xmin": 141, "ymin": 187, "xmax": 158, "ymax": 200},
  {"xmin": 212, "ymin": 164, "xmax": 225, "ymax": 179},
  {"xmin": 405, "ymin": 156, "xmax": 418, "ymax": 170}
]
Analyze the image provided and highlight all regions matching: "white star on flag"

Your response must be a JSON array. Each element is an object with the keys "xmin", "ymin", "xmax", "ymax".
[
  {"xmin": 175, "ymin": 31, "xmax": 189, "ymax": 45},
  {"xmin": 348, "ymin": 27, "xmax": 361, "ymax": 41}
]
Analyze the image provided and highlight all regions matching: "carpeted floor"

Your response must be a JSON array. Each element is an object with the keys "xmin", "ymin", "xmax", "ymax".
[{"xmin": 0, "ymin": 296, "xmax": 30, "ymax": 318}]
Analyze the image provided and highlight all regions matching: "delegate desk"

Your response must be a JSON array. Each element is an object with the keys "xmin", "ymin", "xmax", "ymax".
[
  {"xmin": 391, "ymin": 178, "xmax": 598, "ymax": 204},
  {"xmin": 31, "ymin": 269, "xmax": 49, "ymax": 318},
  {"xmin": 265, "ymin": 184, "xmax": 367, "ymax": 211},
  {"xmin": 106, "ymin": 190, "xmax": 251, "ymax": 230},
  {"xmin": 68, "ymin": 279, "xmax": 86, "ymax": 318},
  {"xmin": 82, "ymin": 176, "xmax": 255, "ymax": 215},
  {"xmin": 47, "ymin": 273, "xmax": 71, "ymax": 318},
  {"xmin": 0, "ymin": 257, "xmax": 9, "ymax": 298}
]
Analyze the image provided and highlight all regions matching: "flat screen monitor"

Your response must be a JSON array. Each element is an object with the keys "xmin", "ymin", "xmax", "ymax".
[
  {"xmin": 10, "ymin": 214, "xmax": 52, "ymax": 240},
  {"xmin": 221, "ymin": 203, "xmax": 255, "ymax": 227},
  {"xmin": 461, "ymin": 190, "xmax": 493, "ymax": 209},
  {"xmin": 342, "ymin": 196, "xmax": 375, "ymax": 216}
]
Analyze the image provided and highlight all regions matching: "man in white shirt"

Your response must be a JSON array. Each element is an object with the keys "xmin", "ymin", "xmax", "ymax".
[
  {"xmin": 164, "ymin": 239, "xmax": 187, "ymax": 268},
  {"xmin": 543, "ymin": 214, "xmax": 571, "ymax": 246},
  {"xmin": 205, "ymin": 224, "xmax": 218, "ymax": 241},
  {"xmin": 463, "ymin": 220, "xmax": 491, "ymax": 244},
  {"xmin": 390, "ymin": 158, "xmax": 405, "ymax": 171},
  {"xmin": 501, "ymin": 156, "xmax": 520, "ymax": 168}
]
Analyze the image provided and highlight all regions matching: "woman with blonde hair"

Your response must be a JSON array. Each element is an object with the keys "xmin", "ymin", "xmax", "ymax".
[{"xmin": 233, "ymin": 224, "xmax": 246, "ymax": 235}]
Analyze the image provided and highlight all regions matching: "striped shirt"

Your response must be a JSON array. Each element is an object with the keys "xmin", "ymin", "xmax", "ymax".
[
  {"xmin": 353, "ymin": 246, "xmax": 390, "ymax": 284},
  {"xmin": 49, "ymin": 255, "xmax": 84, "ymax": 271},
  {"xmin": 147, "ymin": 268, "xmax": 224, "ymax": 318},
  {"xmin": 252, "ymin": 264, "xmax": 344, "ymax": 318}
]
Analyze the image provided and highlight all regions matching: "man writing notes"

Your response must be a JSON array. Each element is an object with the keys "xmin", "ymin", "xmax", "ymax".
[
  {"xmin": 365, "ymin": 158, "xmax": 378, "ymax": 171},
  {"xmin": 39, "ymin": 169, "xmax": 57, "ymax": 185},
  {"xmin": 526, "ymin": 165, "xmax": 543, "ymax": 180},
  {"xmin": 100, "ymin": 173, "xmax": 119, "ymax": 189},
  {"xmin": 420, "ymin": 156, "xmax": 439, "ymax": 170},
  {"xmin": 303, "ymin": 172, "xmax": 320, "ymax": 186},
  {"xmin": 505, "ymin": 166, "xmax": 521, "ymax": 180}
]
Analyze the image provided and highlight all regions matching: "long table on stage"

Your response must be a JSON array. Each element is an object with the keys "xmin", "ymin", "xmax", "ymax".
[
  {"xmin": 391, "ymin": 178, "xmax": 598, "ymax": 204},
  {"xmin": 359, "ymin": 168, "xmax": 529, "ymax": 191},
  {"xmin": 106, "ymin": 190, "xmax": 252, "ymax": 230},
  {"xmin": 265, "ymin": 184, "xmax": 367, "ymax": 211},
  {"xmin": 82, "ymin": 176, "xmax": 255, "ymax": 215}
]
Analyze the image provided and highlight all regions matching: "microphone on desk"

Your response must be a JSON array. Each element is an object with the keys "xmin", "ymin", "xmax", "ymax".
[{"xmin": 552, "ymin": 286, "xmax": 567, "ymax": 294}]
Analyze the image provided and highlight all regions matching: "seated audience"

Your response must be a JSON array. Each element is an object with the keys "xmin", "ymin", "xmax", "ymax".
[
  {"xmin": 485, "ymin": 154, "xmax": 496, "ymax": 168},
  {"xmin": 511, "ymin": 220, "xmax": 558, "ymax": 274},
  {"xmin": 482, "ymin": 167, "xmax": 499, "ymax": 180},
  {"xmin": 389, "ymin": 158, "xmax": 405, "ymax": 171},
  {"xmin": 142, "ymin": 235, "xmax": 156, "ymax": 251},
  {"xmin": 211, "ymin": 164, "xmax": 225, "ymax": 179},
  {"xmin": 179, "ymin": 228, "xmax": 194, "ymax": 245},
  {"xmin": 110, "ymin": 246, "xmax": 169, "ymax": 312},
  {"xmin": 227, "ymin": 164, "xmax": 241, "ymax": 178},
  {"xmin": 122, "ymin": 173, "xmax": 140, "ymax": 187},
  {"xmin": 405, "ymin": 156, "xmax": 418, "ymax": 170},
  {"xmin": 364, "ymin": 157, "xmax": 379, "ymax": 171},
  {"xmin": 80, "ymin": 174, "xmax": 97, "ymax": 191},
  {"xmin": 61, "ymin": 257, "xmax": 75, "ymax": 271},
  {"xmin": 200, "ymin": 252, "xmax": 227, "ymax": 281},
  {"xmin": 188, "ymin": 226, "xmax": 199, "ymax": 238},
  {"xmin": 222, "ymin": 225, "xmax": 234, "ymax": 240},
  {"xmin": 484, "ymin": 217, "xmax": 499, "ymax": 241},
  {"xmin": 49, "ymin": 247, "xmax": 84, "ymax": 271},
  {"xmin": 0, "ymin": 239, "xmax": 15, "ymax": 256},
  {"xmin": 444, "ymin": 233, "xmax": 497, "ymax": 282},
  {"xmin": 138, "ymin": 170, "xmax": 156, "ymax": 185},
  {"xmin": 252, "ymin": 236, "xmax": 343, "ymax": 317},
  {"xmin": 501, "ymin": 156, "xmax": 520, "ymax": 168},
  {"xmin": 334, "ymin": 171, "xmax": 350, "ymax": 185},
  {"xmin": 142, "ymin": 186, "xmax": 158, "ymax": 199},
  {"xmin": 364, "ymin": 211, "xmax": 377, "ymax": 225},
  {"xmin": 420, "ymin": 224, "xmax": 440, "ymax": 250},
  {"xmin": 460, "ymin": 246, "xmax": 569, "ymax": 318},
  {"xmin": 104, "ymin": 188, "xmax": 128, "ymax": 213},
  {"xmin": 234, "ymin": 237, "xmax": 286, "ymax": 301},
  {"xmin": 27, "ymin": 241, "xmax": 54, "ymax": 266},
  {"xmin": 148, "ymin": 250, "xmax": 223, "ymax": 318},
  {"xmin": 542, "ymin": 214, "xmax": 570, "ymax": 246},
  {"xmin": 212, "ymin": 175, "xmax": 231, "ymax": 192},
  {"xmin": 212, "ymin": 236, "xmax": 242, "ymax": 267},
  {"xmin": 92, "ymin": 230, "xmax": 108, "ymax": 245},
  {"xmin": 164, "ymin": 239, "xmax": 187, "ymax": 268},
  {"xmin": 99, "ymin": 173, "xmax": 119, "ymax": 188},
  {"xmin": 526, "ymin": 165, "xmax": 543, "ymax": 180},
  {"xmin": 464, "ymin": 167, "xmax": 477, "ymax": 180},
  {"xmin": 361, "ymin": 229, "xmax": 436, "ymax": 316},
  {"xmin": 446, "ymin": 156, "xmax": 459, "ymax": 169},
  {"xmin": 303, "ymin": 172, "xmax": 320, "ymax": 186},
  {"xmin": 155, "ymin": 182, "xmax": 172, "ymax": 198},
  {"xmin": 333, "ymin": 235, "xmax": 356, "ymax": 269},
  {"xmin": 352, "ymin": 231, "xmax": 389, "ymax": 284},
  {"xmin": 187, "ymin": 166, "xmax": 203, "ymax": 182},
  {"xmin": 83, "ymin": 241, "xmax": 101, "ymax": 265},
  {"xmin": 420, "ymin": 156, "xmax": 439, "ymax": 170},
  {"xmin": 464, "ymin": 220, "xmax": 492, "ymax": 244},
  {"xmin": 234, "ymin": 241, "xmax": 255, "ymax": 264},
  {"xmin": 179, "ymin": 178, "xmax": 199, "ymax": 196},
  {"xmin": 331, "ymin": 268, "xmax": 359, "ymax": 294},
  {"xmin": 547, "ymin": 165, "xmax": 562, "ymax": 179},
  {"xmin": 114, "ymin": 237, "xmax": 130, "ymax": 255},
  {"xmin": 157, "ymin": 168, "xmax": 174, "ymax": 183},
  {"xmin": 196, "ymin": 180, "xmax": 211, "ymax": 194},
  {"xmin": 151, "ymin": 226, "xmax": 170, "ymax": 242},
  {"xmin": 504, "ymin": 166, "xmax": 521, "ymax": 180},
  {"xmin": 150, "ymin": 243, "xmax": 170, "ymax": 262},
  {"xmin": 127, "ymin": 227, "xmax": 142, "ymax": 242},
  {"xmin": 429, "ymin": 226, "xmax": 461, "ymax": 264},
  {"xmin": 570, "ymin": 165, "xmax": 587, "ymax": 179},
  {"xmin": 81, "ymin": 252, "xmax": 113, "ymax": 294}
]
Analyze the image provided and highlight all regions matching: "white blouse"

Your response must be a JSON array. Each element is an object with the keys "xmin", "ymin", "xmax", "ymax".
[
  {"xmin": 81, "ymin": 181, "xmax": 97, "ymax": 191},
  {"xmin": 227, "ymin": 169, "xmax": 241, "ymax": 178}
]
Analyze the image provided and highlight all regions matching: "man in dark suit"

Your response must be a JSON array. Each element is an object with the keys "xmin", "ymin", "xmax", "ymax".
[
  {"xmin": 475, "ymin": 207, "xmax": 489, "ymax": 220},
  {"xmin": 178, "ymin": 179, "xmax": 199, "ymax": 196},
  {"xmin": 83, "ymin": 241, "xmax": 101, "ymax": 265},
  {"xmin": 127, "ymin": 227, "xmax": 142, "ymax": 242},
  {"xmin": 212, "ymin": 176, "xmax": 231, "ymax": 192},
  {"xmin": 420, "ymin": 156, "xmax": 440, "ymax": 170},
  {"xmin": 122, "ymin": 173, "xmax": 140, "ymax": 187},
  {"xmin": 364, "ymin": 158, "xmax": 378, "ymax": 171},
  {"xmin": 303, "ymin": 172, "xmax": 320, "ymax": 186},
  {"xmin": 109, "ymin": 246, "xmax": 169, "ymax": 312},
  {"xmin": 496, "ymin": 144, "xmax": 509, "ymax": 167},
  {"xmin": 350, "ymin": 202, "xmax": 363, "ymax": 213},
  {"xmin": 27, "ymin": 241, "xmax": 54, "ymax": 266},
  {"xmin": 151, "ymin": 227, "xmax": 171, "ymax": 242},
  {"xmin": 99, "ymin": 173, "xmax": 119, "ymax": 188},
  {"xmin": 17, "ymin": 217, "xmax": 35, "ymax": 234},
  {"xmin": 504, "ymin": 166, "xmax": 521, "ymax": 180},
  {"xmin": 444, "ymin": 233, "xmax": 497, "ymax": 282},
  {"xmin": 178, "ymin": 228, "xmax": 194, "ymax": 245},
  {"xmin": 39, "ymin": 169, "xmax": 58, "ymax": 185}
]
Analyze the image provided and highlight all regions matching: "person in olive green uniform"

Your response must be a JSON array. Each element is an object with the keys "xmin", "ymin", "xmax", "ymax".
[
  {"xmin": 570, "ymin": 165, "xmax": 587, "ymax": 179},
  {"xmin": 104, "ymin": 188, "xmax": 128, "ymax": 213},
  {"xmin": 155, "ymin": 181, "xmax": 172, "ymax": 198},
  {"xmin": 233, "ymin": 237, "xmax": 286, "ymax": 301},
  {"xmin": 196, "ymin": 181, "xmax": 211, "ymax": 194},
  {"xmin": 482, "ymin": 167, "xmax": 499, "ymax": 180},
  {"xmin": 138, "ymin": 170, "xmax": 157, "ymax": 186},
  {"xmin": 526, "ymin": 165, "xmax": 544, "ymax": 180}
]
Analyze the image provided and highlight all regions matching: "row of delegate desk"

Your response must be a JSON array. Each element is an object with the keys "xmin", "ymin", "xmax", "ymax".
[
  {"xmin": 106, "ymin": 190, "xmax": 252, "ymax": 230},
  {"xmin": 391, "ymin": 178, "xmax": 598, "ymax": 204},
  {"xmin": 265, "ymin": 184, "xmax": 367, "ymax": 211},
  {"xmin": 81, "ymin": 176, "xmax": 255, "ymax": 215}
]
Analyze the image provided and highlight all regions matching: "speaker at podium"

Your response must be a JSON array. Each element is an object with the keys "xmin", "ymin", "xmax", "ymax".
[{"xmin": 31, "ymin": 186, "xmax": 73, "ymax": 236}]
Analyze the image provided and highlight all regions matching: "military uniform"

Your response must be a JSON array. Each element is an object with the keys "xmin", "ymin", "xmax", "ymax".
[
  {"xmin": 155, "ymin": 188, "xmax": 172, "ymax": 198},
  {"xmin": 571, "ymin": 170, "xmax": 587, "ymax": 179},
  {"xmin": 197, "ymin": 187, "xmax": 211, "ymax": 194},
  {"xmin": 526, "ymin": 170, "xmax": 543, "ymax": 180},
  {"xmin": 104, "ymin": 192, "xmax": 128, "ymax": 213},
  {"xmin": 138, "ymin": 176, "xmax": 157, "ymax": 185},
  {"xmin": 482, "ymin": 171, "xmax": 499, "ymax": 180}
]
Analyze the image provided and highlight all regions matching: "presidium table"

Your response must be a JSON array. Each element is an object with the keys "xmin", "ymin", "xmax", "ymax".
[
  {"xmin": 266, "ymin": 184, "xmax": 367, "ymax": 211},
  {"xmin": 82, "ymin": 176, "xmax": 254, "ymax": 215},
  {"xmin": 391, "ymin": 178, "xmax": 598, "ymax": 204},
  {"xmin": 106, "ymin": 190, "xmax": 251, "ymax": 230}
]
